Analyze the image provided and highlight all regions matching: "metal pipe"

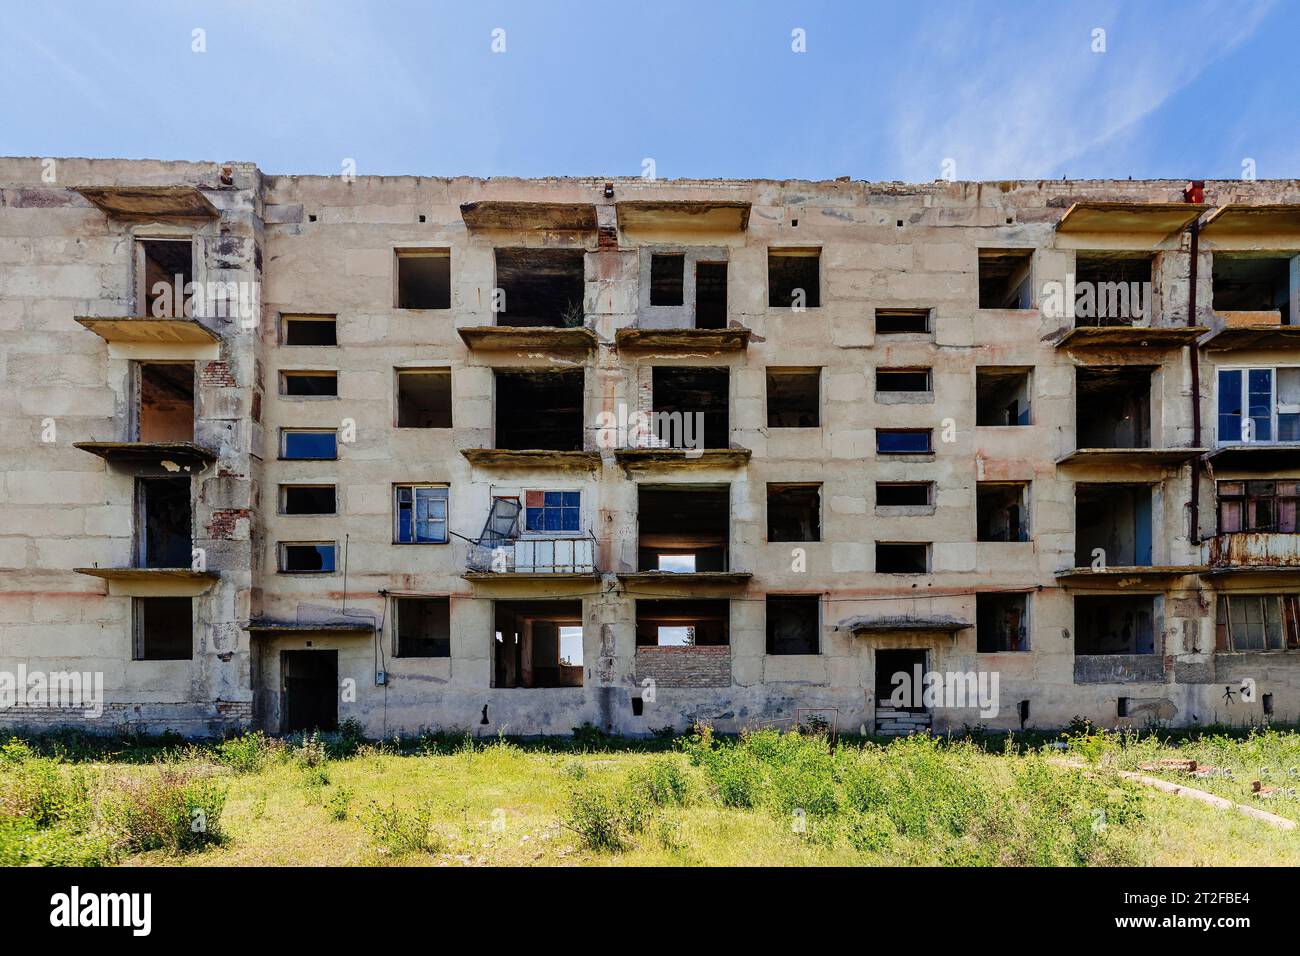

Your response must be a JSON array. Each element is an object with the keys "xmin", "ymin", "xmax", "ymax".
[{"xmin": 1188, "ymin": 215, "xmax": 1203, "ymax": 544}]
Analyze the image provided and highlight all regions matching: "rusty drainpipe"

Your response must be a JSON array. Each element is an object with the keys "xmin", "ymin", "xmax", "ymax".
[{"xmin": 1185, "ymin": 181, "xmax": 1205, "ymax": 545}]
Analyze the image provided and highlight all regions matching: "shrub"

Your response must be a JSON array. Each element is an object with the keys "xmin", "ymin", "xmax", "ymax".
[
  {"xmin": 326, "ymin": 787, "xmax": 353, "ymax": 821},
  {"xmin": 627, "ymin": 757, "xmax": 692, "ymax": 807},
  {"xmin": 0, "ymin": 754, "xmax": 92, "ymax": 830},
  {"xmin": 215, "ymin": 732, "xmax": 281, "ymax": 773},
  {"xmin": 842, "ymin": 811, "xmax": 894, "ymax": 853},
  {"xmin": 571, "ymin": 722, "xmax": 608, "ymax": 750},
  {"xmin": 361, "ymin": 802, "xmax": 441, "ymax": 854},
  {"xmin": 563, "ymin": 780, "xmax": 652, "ymax": 852},
  {"xmin": 290, "ymin": 731, "xmax": 328, "ymax": 768},
  {"xmin": 106, "ymin": 765, "xmax": 227, "ymax": 854}
]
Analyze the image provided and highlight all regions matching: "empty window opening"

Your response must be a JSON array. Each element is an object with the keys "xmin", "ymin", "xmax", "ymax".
[
  {"xmin": 281, "ymin": 650, "xmax": 338, "ymax": 733},
  {"xmin": 1217, "ymin": 479, "xmax": 1299, "ymax": 533},
  {"xmin": 766, "ymin": 368, "xmax": 820, "ymax": 427},
  {"xmin": 1073, "ymin": 252, "xmax": 1155, "ymax": 326},
  {"xmin": 1212, "ymin": 253, "xmax": 1293, "ymax": 322},
  {"xmin": 136, "ymin": 477, "xmax": 191, "ymax": 568},
  {"xmin": 136, "ymin": 238, "xmax": 193, "ymax": 317},
  {"xmin": 876, "ymin": 429, "xmax": 932, "ymax": 454},
  {"xmin": 638, "ymin": 485, "xmax": 730, "ymax": 572},
  {"xmin": 766, "ymin": 595, "xmax": 820, "ymax": 655},
  {"xmin": 876, "ymin": 368, "xmax": 931, "ymax": 394},
  {"xmin": 767, "ymin": 483, "xmax": 821, "ymax": 542},
  {"xmin": 1075, "ymin": 483, "xmax": 1152, "ymax": 567},
  {"xmin": 524, "ymin": 490, "xmax": 580, "ymax": 534},
  {"xmin": 495, "ymin": 369, "xmax": 584, "ymax": 450},
  {"xmin": 396, "ymin": 250, "xmax": 451, "ymax": 309},
  {"xmin": 977, "ymin": 482, "xmax": 1030, "ymax": 542},
  {"xmin": 976, "ymin": 367, "xmax": 1031, "ymax": 426},
  {"xmin": 1216, "ymin": 366, "xmax": 1300, "ymax": 445},
  {"xmin": 1264, "ymin": 693, "xmax": 1275, "ymax": 715},
  {"xmin": 281, "ymin": 429, "xmax": 338, "ymax": 460},
  {"xmin": 653, "ymin": 366, "xmax": 729, "ymax": 448},
  {"xmin": 494, "ymin": 248, "xmax": 585, "ymax": 327},
  {"xmin": 695, "ymin": 262, "xmax": 728, "ymax": 328},
  {"xmin": 876, "ymin": 482, "xmax": 932, "ymax": 507},
  {"xmin": 279, "ymin": 542, "xmax": 336, "ymax": 573},
  {"xmin": 876, "ymin": 308, "xmax": 931, "ymax": 335},
  {"xmin": 768, "ymin": 248, "xmax": 821, "ymax": 308},
  {"xmin": 1216, "ymin": 594, "xmax": 1300, "ymax": 652},
  {"xmin": 1076, "ymin": 366, "xmax": 1152, "ymax": 448},
  {"xmin": 282, "ymin": 315, "xmax": 337, "ymax": 346},
  {"xmin": 137, "ymin": 362, "xmax": 194, "ymax": 442},
  {"xmin": 636, "ymin": 599, "xmax": 730, "ymax": 646},
  {"xmin": 396, "ymin": 369, "xmax": 452, "ymax": 428},
  {"xmin": 281, "ymin": 371, "xmax": 337, "ymax": 397},
  {"xmin": 1075, "ymin": 595, "xmax": 1155, "ymax": 654},
  {"xmin": 1117, "ymin": 697, "xmax": 1129, "ymax": 718},
  {"xmin": 493, "ymin": 600, "xmax": 584, "ymax": 688},
  {"xmin": 650, "ymin": 253, "xmax": 685, "ymax": 306},
  {"xmin": 280, "ymin": 485, "xmax": 336, "ymax": 515},
  {"xmin": 876, "ymin": 542, "xmax": 929, "ymax": 574},
  {"xmin": 977, "ymin": 592, "xmax": 1029, "ymax": 652},
  {"xmin": 395, "ymin": 597, "xmax": 451, "ymax": 658},
  {"xmin": 133, "ymin": 596, "xmax": 192, "ymax": 661},
  {"xmin": 978, "ymin": 248, "xmax": 1033, "ymax": 309},
  {"xmin": 395, "ymin": 485, "xmax": 449, "ymax": 544}
]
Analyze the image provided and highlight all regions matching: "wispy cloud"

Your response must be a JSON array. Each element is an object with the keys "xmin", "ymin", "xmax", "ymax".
[{"xmin": 888, "ymin": 0, "xmax": 1276, "ymax": 180}]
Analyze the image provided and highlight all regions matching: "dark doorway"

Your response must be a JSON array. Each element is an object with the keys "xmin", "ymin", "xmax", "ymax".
[
  {"xmin": 282, "ymin": 650, "xmax": 338, "ymax": 733},
  {"xmin": 875, "ymin": 649, "xmax": 927, "ymax": 712},
  {"xmin": 137, "ymin": 477, "xmax": 191, "ymax": 568}
]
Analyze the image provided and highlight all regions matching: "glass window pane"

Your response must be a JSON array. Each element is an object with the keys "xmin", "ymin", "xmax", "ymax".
[{"xmin": 525, "ymin": 507, "xmax": 543, "ymax": 531}]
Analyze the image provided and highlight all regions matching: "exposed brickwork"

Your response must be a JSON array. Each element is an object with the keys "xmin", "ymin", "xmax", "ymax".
[
  {"xmin": 201, "ymin": 360, "xmax": 236, "ymax": 387},
  {"xmin": 207, "ymin": 508, "xmax": 250, "ymax": 540},
  {"xmin": 635, "ymin": 645, "xmax": 732, "ymax": 688}
]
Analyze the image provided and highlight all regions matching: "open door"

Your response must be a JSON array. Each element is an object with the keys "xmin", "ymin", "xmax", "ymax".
[{"xmin": 282, "ymin": 650, "xmax": 338, "ymax": 733}]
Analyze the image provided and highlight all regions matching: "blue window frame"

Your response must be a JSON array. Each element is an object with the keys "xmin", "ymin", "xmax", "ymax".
[
  {"xmin": 282, "ymin": 430, "xmax": 338, "ymax": 460},
  {"xmin": 876, "ymin": 429, "xmax": 932, "ymax": 454},
  {"xmin": 396, "ymin": 486, "xmax": 449, "ymax": 543},
  {"xmin": 280, "ymin": 543, "xmax": 335, "ymax": 573},
  {"xmin": 524, "ymin": 490, "xmax": 580, "ymax": 534}
]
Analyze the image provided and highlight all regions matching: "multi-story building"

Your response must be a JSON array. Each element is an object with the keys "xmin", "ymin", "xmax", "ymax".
[{"xmin": 2, "ymin": 158, "xmax": 1299, "ymax": 737}]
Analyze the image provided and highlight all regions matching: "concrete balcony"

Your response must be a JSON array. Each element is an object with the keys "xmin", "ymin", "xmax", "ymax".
[{"xmin": 465, "ymin": 537, "xmax": 598, "ymax": 579}]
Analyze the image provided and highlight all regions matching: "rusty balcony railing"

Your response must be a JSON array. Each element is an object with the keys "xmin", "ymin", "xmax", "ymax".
[{"xmin": 1206, "ymin": 532, "xmax": 1300, "ymax": 569}]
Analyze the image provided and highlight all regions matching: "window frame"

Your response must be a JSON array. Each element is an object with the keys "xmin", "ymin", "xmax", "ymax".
[
  {"xmin": 280, "ymin": 428, "xmax": 339, "ymax": 461},
  {"xmin": 1216, "ymin": 479, "xmax": 1300, "ymax": 534},
  {"xmin": 1215, "ymin": 594, "xmax": 1300, "ymax": 652},
  {"xmin": 277, "ymin": 541, "xmax": 337, "ymax": 574},
  {"xmin": 394, "ymin": 484, "xmax": 450, "ymax": 545},
  {"xmin": 1216, "ymin": 365, "xmax": 1300, "ymax": 446},
  {"xmin": 522, "ymin": 489, "xmax": 582, "ymax": 537}
]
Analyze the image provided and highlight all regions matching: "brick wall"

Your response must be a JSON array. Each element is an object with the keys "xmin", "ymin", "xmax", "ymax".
[
  {"xmin": 207, "ymin": 508, "xmax": 251, "ymax": 540},
  {"xmin": 635, "ymin": 645, "xmax": 731, "ymax": 688}
]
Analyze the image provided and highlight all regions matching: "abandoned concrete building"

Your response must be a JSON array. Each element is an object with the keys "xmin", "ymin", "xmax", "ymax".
[{"xmin": 2, "ymin": 157, "xmax": 1300, "ymax": 737}]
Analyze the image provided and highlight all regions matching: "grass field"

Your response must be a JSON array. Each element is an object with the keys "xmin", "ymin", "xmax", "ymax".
[{"xmin": 2, "ymin": 721, "xmax": 1298, "ymax": 866}]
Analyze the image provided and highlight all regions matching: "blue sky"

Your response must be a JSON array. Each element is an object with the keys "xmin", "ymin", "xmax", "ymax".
[{"xmin": 1, "ymin": 0, "xmax": 1295, "ymax": 181}]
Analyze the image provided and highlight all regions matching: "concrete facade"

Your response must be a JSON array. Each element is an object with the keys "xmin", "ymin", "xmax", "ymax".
[{"xmin": 3, "ymin": 157, "xmax": 1300, "ymax": 737}]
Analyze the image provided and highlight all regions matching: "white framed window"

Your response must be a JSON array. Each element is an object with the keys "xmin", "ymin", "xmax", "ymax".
[
  {"xmin": 394, "ymin": 485, "xmax": 449, "ymax": 544},
  {"xmin": 1217, "ymin": 366, "xmax": 1300, "ymax": 445}
]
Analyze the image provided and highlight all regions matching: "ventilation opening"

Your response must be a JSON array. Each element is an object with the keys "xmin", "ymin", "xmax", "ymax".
[
  {"xmin": 876, "ymin": 542, "xmax": 929, "ymax": 574},
  {"xmin": 281, "ymin": 429, "xmax": 338, "ymax": 460},
  {"xmin": 1075, "ymin": 595, "xmax": 1155, "ymax": 654},
  {"xmin": 636, "ymin": 599, "xmax": 730, "ymax": 646},
  {"xmin": 978, "ymin": 248, "xmax": 1033, "ymax": 309},
  {"xmin": 279, "ymin": 542, "xmax": 336, "ymax": 573},
  {"xmin": 396, "ymin": 369, "xmax": 452, "ymax": 427},
  {"xmin": 133, "ymin": 596, "xmax": 192, "ymax": 661},
  {"xmin": 977, "ymin": 482, "xmax": 1030, "ymax": 542},
  {"xmin": 137, "ymin": 238, "xmax": 193, "ymax": 317},
  {"xmin": 650, "ymin": 253, "xmax": 684, "ymax": 306},
  {"xmin": 1018, "ymin": 700, "xmax": 1030, "ymax": 725},
  {"xmin": 876, "ymin": 429, "xmax": 931, "ymax": 454},
  {"xmin": 653, "ymin": 366, "xmax": 729, "ymax": 448},
  {"xmin": 631, "ymin": 696, "xmax": 645, "ymax": 716},
  {"xmin": 493, "ymin": 600, "xmax": 584, "ymax": 688},
  {"xmin": 1117, "ymin": 696, "xmax": 1129, "ymax": 718},
  {"xmin": 638, "ymin": 485, "xmax": 730, "ymax": 571},
  {"xmin": 1076, "ymin": 482, "xmax": 1152, "ymax": 567},
  {"xmin": 1212, "ymin": 253, "xmax": 1294, "ymax": 322},
  {"xmin": 395, "ymin": 597, "xmax": 451, "ymax": 658},
  {"xmin": 876, "ymin": 368, "xmax": 931, "ymax": 394},
  {"xmin": 1076, "ymin": 366, "xmax": 1152, "ymax": 448},
  {"xmin": 281, "ymin": 371, "xmax": 337, "ymax": 397},
  {"xmin": 281, "ymin": 485, "xmax": 336, "ymax": 515},
  {"xmin": 1074, "ymin": 251, "xmax": 1155, "ymax": 327},
  {"xmin": 395, "ymin": 250, "xmax": 451, "ymax": 309},
  {"xmin": 767, "ymin": 483, "xmax": 821, "ymax": 542},
  {"xmin": 1263, "ymin": 693, "xmax": 1274, "ymax": 716},
  {"xmin": 282, "ymin": 315, "xmax": 337, "ymax": 346},
  {"xmin": 766, "ymin": 367, "xmax": 820, "ymax": 427},
  {"xmin": 766, "ymin": 594, "xmax": 820, "ymax": 655},
  {"xmin": 876, "ymin": 482, "xmax": 932, "ymax": 507},
  {"xmin": 695, "ymin": 262, "xmax": 728, "ymax": 328},
  {"xmin": 977, "ymin": 592, "xmax": 1029, "ymax": 652},
  {"xmin": 137, "ymin": 363, "xmax": 194, "ymax": 442},
  {"xmin": 976, "ymin": 367, "xmax": 1031, "ymax": 426},
  {"xmin": 876, "ymin": 308, "xmax": 931, "ymax": 334},
  {"xmin": 768, "ymin": 248, "xmax": 820, "ymax": 308},
  {"xmin": 136, "ymin": 477, "xmax": 191, "ymax": 568},
  {"xmin": 495, "ymin": 369, "xmax": 584, "ymax": 450},
  {"xmin": 495, "ymin": 248, "xmax": 585, "ymax": 327}
]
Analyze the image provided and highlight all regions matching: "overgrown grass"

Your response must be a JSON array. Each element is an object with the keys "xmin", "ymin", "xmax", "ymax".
[{"xmin": 1, "ymin": 725, "xmax": 1298, "ymax": 866}]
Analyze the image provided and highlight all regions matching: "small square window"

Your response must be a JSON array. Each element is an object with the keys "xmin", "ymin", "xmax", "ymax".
[
  {"xmin": 767, "ymin": 368, "xmax": 820, "ymax": 427},
  {"xmin": 395, "ymin": 486, "xmax": 449, "ymax": 544},
  {"xmin": 766, "ymin": 595, "xmax": 820, "ymax": 655},
  {"xmin": 396, "ymin": 250, "xmax": 451, "ymax": 309},
  {"xmin": 133, "ymin": 596, "xmax": 192, "ymax": 661},
  {"xmin": 281, "ymin": 315, "xmax": 337, "ymax": 346},
  {"xmin": 281, "ymin": 371, "xmax": 338, "ymax": 397},
  {"xmin": 396, "ymin": 369, "xmax": 452, "ymax": 427},
  {"xmin": 279, "ymin": 542, "xmax": 336, "ymax": 573},
  {"xmin": 768, "ymin": 249, "xmax": 820, "ymax": 308},
  {"xmin": 524, "ymin": 490, "xmax": 581, "ymax": 534},
  {"xmin": 280, "ymin": 485, "xmax": 336, "ymax": 515},
  {"xmin": 281, "ymin": 429, "xmax": 338, "ymax": 460},
  {"xmin": 395, "ymin": 597, "xmax": 451, "ymax": 658},
  {"xmin": 650, "ymin": 254, "xmax": 685, "ymax": 306}
]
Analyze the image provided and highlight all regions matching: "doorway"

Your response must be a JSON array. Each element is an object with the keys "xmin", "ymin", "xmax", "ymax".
[
  {"xmin": 282, "ymin": 650, "xmax": 338, "ymax": 733},
  {"xmin": 875, "ymin": 649, "xmax": 928, "ymax": 713}
]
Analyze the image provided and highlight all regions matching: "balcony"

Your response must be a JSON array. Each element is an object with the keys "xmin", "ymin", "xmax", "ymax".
[
  {"xmin": 74, "ymin": 441, "xmax": 216, "ymax": 471},
  {"xmin": 466, "ymin": 536, "xmax": 598, "ymax": 579},
  {"xmin": 1205, "ymin": 532, "xmax": 1300, "ymax": 577},
  {"xmin": 1054, "ymin": 326, "xmax": 1204, "ymax": 351},
  {"xmin": 457, "ymin": 326, "xmax": 597, "ymax": 352},
  {"xmin": 614, "ymin": 327, "xmax": 751, "ymax": 352}
]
